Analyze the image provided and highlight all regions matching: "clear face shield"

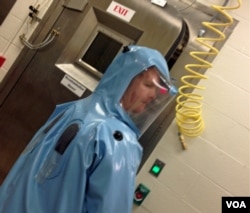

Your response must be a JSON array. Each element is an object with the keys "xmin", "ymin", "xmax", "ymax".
[{"xmin": 120, "ymin": 66, "xmax": 177, "ymax": 135}]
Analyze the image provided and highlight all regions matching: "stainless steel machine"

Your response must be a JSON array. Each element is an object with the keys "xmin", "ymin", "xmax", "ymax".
[{"xmin": 0, "ymin": 0, "xmax": 235, "ymax": 183}]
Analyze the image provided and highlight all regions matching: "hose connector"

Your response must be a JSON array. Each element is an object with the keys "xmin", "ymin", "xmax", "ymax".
[{"xmin": 178, "ymin": 132, "xmax": 187, "ymax": 150}]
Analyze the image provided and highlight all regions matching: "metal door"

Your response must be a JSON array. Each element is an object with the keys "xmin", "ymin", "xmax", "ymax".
[{"xmin": 0, "ymin": 0, "xmax": 187, "ymax": 183}]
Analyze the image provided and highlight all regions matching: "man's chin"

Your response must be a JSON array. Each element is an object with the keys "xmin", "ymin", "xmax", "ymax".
[{"xmin": 133, "ymin": 105, "xmax": 146, "ymax": 114}]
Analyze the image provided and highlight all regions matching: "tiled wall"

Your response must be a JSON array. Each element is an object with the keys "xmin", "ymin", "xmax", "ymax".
[
  {"xmin": 0, "ymin": 0, "xmax": 52, "ymax": 81},
  {"xmin": 0, "ymin": 0, "xmax": 249, "ymax": 212},
  {"xmin": 134, "ymin": 0, "xmax": 250, "ymax": 212}
]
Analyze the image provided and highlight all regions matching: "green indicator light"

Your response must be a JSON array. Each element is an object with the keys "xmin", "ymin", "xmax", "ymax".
[
  {"xmin": 152, "ymin": 165, "xmax": 161, "ymax": 174},
  {"xmin": 149, "ymin": 159, "xmax": 165, "ymax": 177}
]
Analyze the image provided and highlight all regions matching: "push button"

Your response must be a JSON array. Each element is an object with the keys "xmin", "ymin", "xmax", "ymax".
[{"xmin": 133, "ymin": 184, "xmax": 150, "ymax": 205}]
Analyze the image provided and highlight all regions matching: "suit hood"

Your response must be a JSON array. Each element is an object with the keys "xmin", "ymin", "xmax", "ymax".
[{"xmin": 93, "ymin": 45, "xmax": 177, "ymax": 137}]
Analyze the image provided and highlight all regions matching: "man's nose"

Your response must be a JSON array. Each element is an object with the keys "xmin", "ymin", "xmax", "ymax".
[{"xmin": 149, "ymin": 88, "xmax": 157, "ymax": 100}]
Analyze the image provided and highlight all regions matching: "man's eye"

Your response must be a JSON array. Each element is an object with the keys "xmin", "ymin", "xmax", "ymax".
[{"xmin": 145, "ymin": 82, "xmax": 154, "ymax": 88}]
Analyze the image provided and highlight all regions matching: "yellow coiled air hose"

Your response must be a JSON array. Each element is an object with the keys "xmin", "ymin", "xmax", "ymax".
[{"xmin": 175, "ymin": 0, "xmax": 242, "ymax": 149}]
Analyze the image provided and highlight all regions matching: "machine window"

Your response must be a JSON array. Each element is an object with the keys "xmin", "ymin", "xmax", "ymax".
[{"xmin": 80, "ymin": 32, "xmax": 123, "ymax": 75}]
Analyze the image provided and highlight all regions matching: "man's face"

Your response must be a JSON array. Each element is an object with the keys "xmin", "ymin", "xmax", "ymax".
[{"xmin": 121, "ymin": 67, "xmax": 161, "ymax": 113}]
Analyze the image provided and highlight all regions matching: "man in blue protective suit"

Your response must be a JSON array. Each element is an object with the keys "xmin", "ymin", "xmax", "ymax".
[{"xmin": 0, "ymin": 45, "xmax": 177, "ymax": 213}]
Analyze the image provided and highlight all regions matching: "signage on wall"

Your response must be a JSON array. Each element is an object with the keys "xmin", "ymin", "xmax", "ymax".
[
  {"xmin": 106, "ymin": 1, "xmax": 135, "ymax": 22},
  {"xmin": 60, "ymin": 74, "xmax": 86, "ymax": 97}
]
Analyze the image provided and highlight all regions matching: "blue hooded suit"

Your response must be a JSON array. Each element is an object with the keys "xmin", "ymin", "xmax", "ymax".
[{"xmin": 0, "ymin": 45, "xmax": 175, "ymax": 213}]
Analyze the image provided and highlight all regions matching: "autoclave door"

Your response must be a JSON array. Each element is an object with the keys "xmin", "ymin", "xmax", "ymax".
[{"xmin": 0, "ymin": 0, "xmax": 187, "ymax": 183}]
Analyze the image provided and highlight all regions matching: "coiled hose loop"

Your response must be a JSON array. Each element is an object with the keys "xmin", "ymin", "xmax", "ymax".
[{"xmin": 176, "ymin": 0, "xmax": 242, "ymax": 138}]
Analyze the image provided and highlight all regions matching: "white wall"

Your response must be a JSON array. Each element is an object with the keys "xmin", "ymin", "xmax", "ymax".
[
  {"xmin": 0, "ymin": 0, "xmax": 52, "ymax": 81},
  {"xmin": 0, "ymin": 0, "xmax": 249, "ymax": 212},
  {"xmin": 134, "ymin": 0, "xmax": 250, "ymax": 212}
]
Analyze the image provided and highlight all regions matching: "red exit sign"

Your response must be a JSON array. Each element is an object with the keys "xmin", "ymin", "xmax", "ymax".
[{"xmin": 107, "ymin": 1, "xmax": 135, "ymax": 22}]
